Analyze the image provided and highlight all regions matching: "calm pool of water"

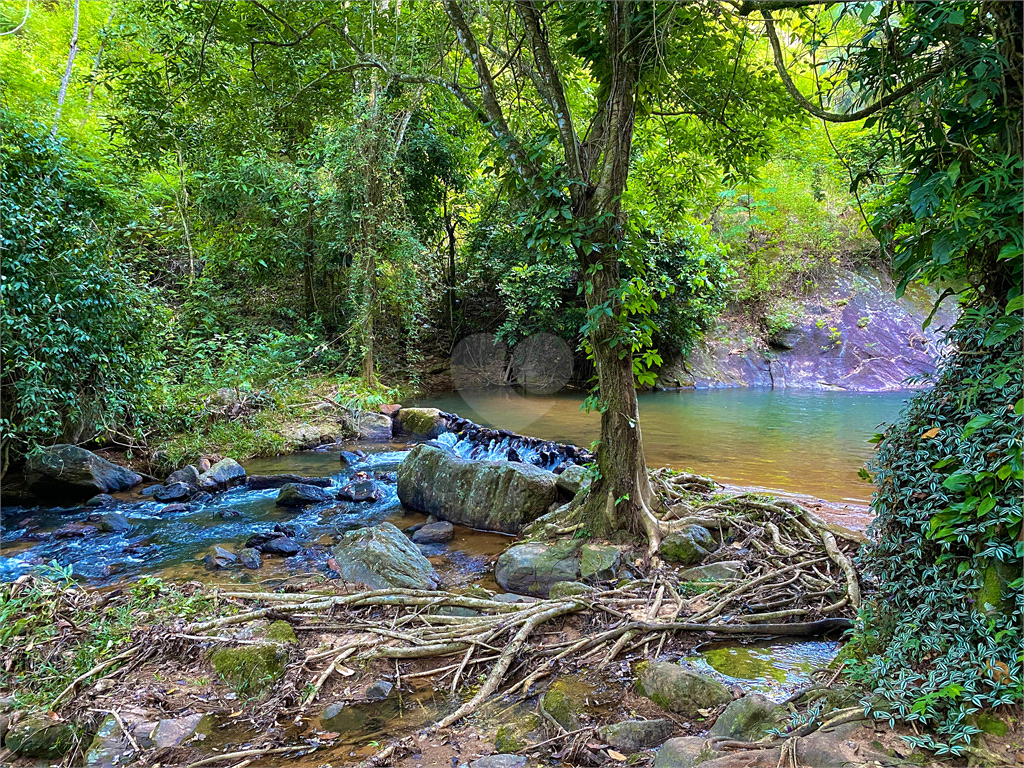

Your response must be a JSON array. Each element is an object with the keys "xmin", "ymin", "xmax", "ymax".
[{"xmin": 415, "ymin": 388, "xmax": 909, "ymax": 504}]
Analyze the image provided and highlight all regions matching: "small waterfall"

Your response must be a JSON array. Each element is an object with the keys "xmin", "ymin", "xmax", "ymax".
[{"xmin": 435, "ymin": 413, "xmax": 592, "ymax": 472}]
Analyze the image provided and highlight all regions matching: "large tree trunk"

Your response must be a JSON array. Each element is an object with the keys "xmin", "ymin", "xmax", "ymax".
[{"xmin": 572, "ymin": 2, "xmax": 661, "ymax": 552}]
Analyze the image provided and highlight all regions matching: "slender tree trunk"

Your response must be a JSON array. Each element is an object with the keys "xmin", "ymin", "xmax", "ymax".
[
  {"xmin": 79, "ymin": 6, "xmax": 115, "ymax": 128},
  {"xmin": 304, "ymin": 189, "xmax": 317, "ymax": 318},
  {"xmin": 176, "ymin": 148, "xmax": 196, "ymax": 283},
  {"xmin": 52, "ymin": 0, "xmax": 80, "ymax": 138},
  {"xmin": 360, "ymin": 82, "xmax": 382, "ymax": 387},
  {"xmin": 443, "ymin": 194, "xmax": 457, "ymax": 333}
]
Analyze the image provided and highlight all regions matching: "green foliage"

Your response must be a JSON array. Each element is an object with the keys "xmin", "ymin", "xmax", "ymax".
[
  {"xmin": 0, "ymin": 111, "xmax": 165, "ymax": 464},
  {"xmin": 849, "ymin": 311, "xmax": 1023, "ymax": 754},
  {"xmin": 0, "ymin": 566, "xmax": 223, "ymax": 706}
]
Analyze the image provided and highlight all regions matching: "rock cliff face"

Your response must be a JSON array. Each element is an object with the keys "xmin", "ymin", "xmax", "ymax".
[{"xmin": 656, "ymin": 268, "xmax": 957, "ymax": 391}]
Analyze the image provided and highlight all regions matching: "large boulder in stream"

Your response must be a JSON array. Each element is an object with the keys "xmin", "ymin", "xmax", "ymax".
[
  {"xmin": 397, "ymin": 444, "xmax": 558, "ymax": 534},
  {"xmin": 276, "ymin": 482, "xmax": 334, "ymax": 507},
  {"xmin": 331, "ymin": 522, "xmax": 440, "ymax": 590},
  {"xmin": 25, "ymin": 445, "xmax": 141, "ymax": 502}
]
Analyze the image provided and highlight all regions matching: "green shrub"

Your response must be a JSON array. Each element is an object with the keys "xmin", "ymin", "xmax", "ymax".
[
  {"xmin": 848, "ymin": 310, "xmax": 1022, "ymax": 754},
  {"xmin": 0, "ymin": 111, "xmax": 165, "ymax": 467}
]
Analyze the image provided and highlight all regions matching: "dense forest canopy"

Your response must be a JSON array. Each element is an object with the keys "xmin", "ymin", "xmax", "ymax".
[{"xmin": 0, "ymin": 0, "xmax": 1021, "ymax": 755}]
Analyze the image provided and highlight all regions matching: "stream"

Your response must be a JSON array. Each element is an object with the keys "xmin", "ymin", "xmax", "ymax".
[{"xmin": 1, "ymin": 388, "xmax": 903, "ymax": 724}]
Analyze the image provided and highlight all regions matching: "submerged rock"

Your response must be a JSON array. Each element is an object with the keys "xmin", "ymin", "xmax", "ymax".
[
  {"xmin": 660, "ymin": 525, "xmax": 716, "ymax": 565},
  {"xmin": 153, "ymin": 481, "xmax": 192, "ymax": 502},
  {"xmin": 599, "ymin": 719, "xmax": 674, "ymax": 752},
  {"xmin": 331, "ymin": 522, "xmax": 440, "ymax": 590},
  {"xmin": 653, "ymin": 736, "xmax": 722, "ymax": 768},
  {"xmin": 87, "ymin": 511, "xmax": 130, "ymax": 533},
  {"xmin": 397, "ymin": 444, "xmax": 558, "ymax": 534},
  {"xmin": 25, "ymin": 444, "xmax": 141, "ymax": 502},
  {"xmin": 246, "ymin": 474, "xmax": 332, "ymax": 490},
  {"xmin": 412, "ymin": 520, "xmax": 454, "ymax": 544},
  {"xmin": 394, "ymin": 407, "xmax": 447, "ymax": 438},
  {"xmin": 678, "ymin": 561, "xmax": 745, "ymax": 581},
  {"xmin": 636, "ymin": 662, "xmax": 732, "ymax": 715},
  {"xmin": 51, "ymin": 521, "xmax": 100, "ymax": 539},
  {"xmin": 708, "ymin": 694, "xmax": 782, "ymax": 742},
  {"xmin": 276, "ymin": 482, "xmax": 334, "ymax": 507},
  {"xmin": 5, "ymin": 714, "xmax": 76, "ymax": 758},
  {"xmin": 495, "ymin": 541, "xmax": 580, "ymax": 597},
  {"xmin": 198, "ymin": 458, "xmax": 246, "ymax": 490}
]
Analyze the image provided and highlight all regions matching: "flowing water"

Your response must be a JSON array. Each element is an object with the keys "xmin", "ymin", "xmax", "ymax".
[{"xmin": 417, "ymin": 388, "xmax": 908, "ymax": 504}]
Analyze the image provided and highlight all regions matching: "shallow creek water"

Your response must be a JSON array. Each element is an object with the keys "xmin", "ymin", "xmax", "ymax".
[{"xmin": 1, "ymin": 390, "xmax": 880, "ymax": 748}]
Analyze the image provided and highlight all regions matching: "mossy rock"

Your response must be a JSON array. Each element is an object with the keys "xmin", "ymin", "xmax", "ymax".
[
  {"xmin": 541, "ymin": 677, "xmax": 592, "ymax": 732},
  {"xmin": 6, "ymin": 715, "xmax": 76, "ymax": 758},
  {"xmin": 549, "ymin": 581, "xmax": 594, "ymax": 599},
  {"xmin": 264, "ymin": 620, "xmax": 297, "ymax": 643},
  {"xmin": 636, "ymin": 662, "xmax": 731, "ymax": 716},
  {"xmin": 660, "ymin": 526, "xmax": 716, "ymax": 565},
  {"xmin": 708, "ymin": 694, "xmax": 782, "ymax": 741},
  {"xmin": 210, "ymin": 643, "xmax": 288, "ymax": 694},
  {"xmin": 396, "ymin": 408, "xmax": 447, "ymax": 438},
  {"xmin": 975, "ymin": 713, "xmax": 1008, "ymax": 737},
  {"xmin": 494, "ymin": 725, "xmax": 525, "ymax": 753}
]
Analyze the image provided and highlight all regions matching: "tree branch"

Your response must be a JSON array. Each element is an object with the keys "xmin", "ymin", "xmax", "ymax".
[
  {"xmin": 442, "ymin": 0, "xmax": 543, "ymax": 192},
  {"xmin": 761, "ymin": 9, "xmax": 943, "ymax": 123},
  {"xmin": 514, "ymin": 1, "xmax": 583, "ymax": 182}
]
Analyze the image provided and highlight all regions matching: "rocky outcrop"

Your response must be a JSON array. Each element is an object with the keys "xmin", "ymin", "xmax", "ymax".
[
  {"xmin": 636, "ymin": 662, "xmax": 732, "ymax": 715},
  {"xmin": 397, "ymin": 444, "xmax": 558, "ymax": 534},
  {"xmin": 656, "ymin": 268, "xmax": 956, "ymax": 391},
  {"xmin": 495, "ymin": 541, "xmax": 581, "ymax": 597},
  {"xmin": 25, "ymin": 445, "xmax": 141, "ymax": 502},
  {"xmin": 331, "ymin": 522, "xmax": 440, "ymax": 590}
]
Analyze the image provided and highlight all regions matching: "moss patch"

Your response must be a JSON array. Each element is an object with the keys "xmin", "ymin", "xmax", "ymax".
[
  {"xmin": 495, "ymin": 725, "xmax": 526, "ymax": 753},
  {"xmin": 210, "ymin": 643, "xmax": 288, "ymax": 694},
  {"xmin": 264, "ymin": 620, "xmax": 297, "ymax": 643}
]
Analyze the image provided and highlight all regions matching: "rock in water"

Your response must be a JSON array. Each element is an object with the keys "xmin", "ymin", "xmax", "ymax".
[
  {"xmin": 599, "ymin": 719, "xmax": 674, "ymax": 752},
  {"xmin": 246, "ymin": 474, "xmax": 332, "ymax": 490},
  {"xmin": 276, "ymin": 482, "xmax": 334, "ymax": 507},
  {"xmin": 198, "ymin": 458, "xmax": 246, "ymax": 490},
  {"xmin": 637, "ymin": 662, "xmax": 732, "ymax": 715},
  {"xmin": 708, "ymin": 694, "xmax": 782, "ymax": 741},
  {"xmin": 394, "ymin": 407, "xmax": 447, "ymax": 438},
  {"xmin": 203, "ymin": 545, "xmax": 238, "ymax": 570},
  {"xmin": 247, "ymin": 533, "xmax": 302, "ymax": 557},
  {"xmin": 25, "ymin": 444, "xmax": 141, "ymax": 502},
  {"xmin": 86, "ymin": 511, "xmax": 130, "ymax": 533},
  {"xmin": 411, "ymin": 521, "xmax": 454, "ymax": 544},
  {"xmin": 495, "ymin": 541, "xmax": 581, "ymax": 597},
  {"xmin": 331, "ymin": 522, "xmax": 440, "ymax": 590},
  {"xmin": 397, "ymin": 444, "xmax": 558, "ymax": 534},
  {"xmin": 238, "ymin": 547, "xmax": 262, "ymax": 569},
  {"xmin": 153, "ymin": 482, "xmax": 192, "ymax": 502},
  {"xmin": 85, "ymin": 493, "xmax": 115, "ymax": 507},
  {"xmin": 344, "ymin": 410, "xmax": 393, "ymax": 441},
  {"xmin": 5, "ymin": 714, "xmax": 76, "ymax": 758},
  {"xmin": 365, "ymin": 680, "xmax": 394, "ymax": 700},
  {"xmin": 337, "ymin": 479, "xmax": 378, "ymax": 502},
  {"xmin": 660, "ymin": 525, "xmax": 716, "ymax": 565},
  {"xmin": 652, "ymin": 736, "xmax": 722, "ymax": 768},
  {"xmin": 166, "ymin": 464, "xmax": 201, "ymax": 489}
]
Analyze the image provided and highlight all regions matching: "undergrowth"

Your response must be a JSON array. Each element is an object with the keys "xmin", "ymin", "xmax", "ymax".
[
  {"xmin": 847, "ymin": 309, "xmax": 1023, "ymax": 754},
  {"xmin": 0, "ymin": 566, "xmax": 227, "ymax": 707}
]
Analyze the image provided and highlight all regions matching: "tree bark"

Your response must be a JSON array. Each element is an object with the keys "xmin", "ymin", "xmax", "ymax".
[{"xmin": 52, "ymin": 0, "xmax": 80, "ymax": 138}]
